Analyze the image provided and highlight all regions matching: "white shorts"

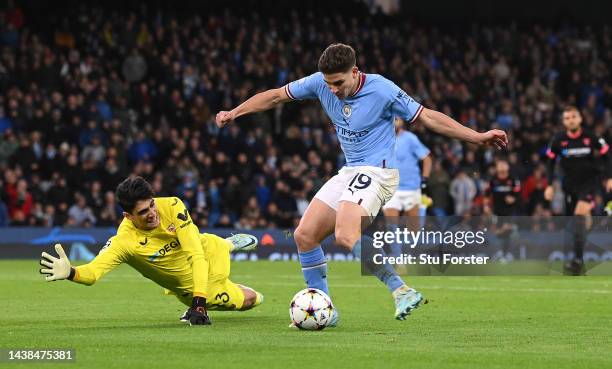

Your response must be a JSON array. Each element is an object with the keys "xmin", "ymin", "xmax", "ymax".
[
  {"xmin": 383, "ymin": 189, "xmax": 422, "ymax": 212},
  {"xmin": 314, "ymin": 166, "xmax": 399, "ymax": 218}
]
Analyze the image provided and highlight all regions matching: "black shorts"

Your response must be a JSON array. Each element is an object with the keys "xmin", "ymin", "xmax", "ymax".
[{"xmin": 564, "ymin": 181, "xmax": 599, "ymax": 215}]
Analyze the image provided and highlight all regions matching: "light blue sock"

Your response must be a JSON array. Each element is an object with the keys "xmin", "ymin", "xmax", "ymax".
[
  {"xmin": 386, "ymin": 223, "xmax": 402, "ymax": 258},
  {"xmin": 353, "ymin": 237, "xmax": 405, "ymax": 292},
  {"xmin": 298, "ymin": 246, "xmax": 329, "ymax": 296}
]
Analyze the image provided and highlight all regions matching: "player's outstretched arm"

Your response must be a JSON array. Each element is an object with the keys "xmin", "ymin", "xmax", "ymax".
[
  {"xmin": 215, "ymin": 87, "xmax": 291, "ymax": 128},
  {"xmin": 40, "ymin": 238, "xmax": 125, "ymax": 285},
  {"xmin": 40, "ymin": 244, "xmax": 75, "ymax": 282},
  {"xmin": 416, "ymin": 108, "xmax": 508, "ymax": 149}
]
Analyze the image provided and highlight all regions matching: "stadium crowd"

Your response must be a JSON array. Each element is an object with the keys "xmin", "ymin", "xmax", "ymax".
[{"xmin": 0, "ymin": 1, "xmax": 611, "ymax": 228}]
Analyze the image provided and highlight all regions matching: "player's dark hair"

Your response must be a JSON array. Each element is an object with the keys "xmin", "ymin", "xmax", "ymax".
[
  {"xmin": 116, "ymin": 176, "xmax": 155, "ymax": 213},
  {"xmin": 563, "ymin": 105, "xmax": 580, "ymax": 114},
  {"xmin": 318, "ymin": 43, "xmax": 356, "ymax": 74}
]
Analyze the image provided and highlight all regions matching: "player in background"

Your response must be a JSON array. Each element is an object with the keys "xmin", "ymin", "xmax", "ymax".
[
  {"xmin": 484, "ymin": 159, "xmax": 522, "ymax": 261},
  {"xmin": 544, "ymin": 106, "xmax": 612, "ymax": 275},
  {"xmin": 216, "ymin": 43, "xmax": 507, "ymax": 321},
  {"xmin": 39, "ymin": 176, "xmax": 263, "ymax": 326},
  {"xmin": 382, "ymin": 117, "xmax": 432, "ymax": 262}
]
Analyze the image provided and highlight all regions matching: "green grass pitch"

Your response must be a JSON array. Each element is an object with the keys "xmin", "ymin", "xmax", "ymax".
[{"xmin": 1, "ymin": 260, "xmax": 611, "ymax": 369}]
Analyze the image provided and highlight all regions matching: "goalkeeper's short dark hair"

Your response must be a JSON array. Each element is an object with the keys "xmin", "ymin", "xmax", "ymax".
[
  {"xmin": 116, "ymin": 176, "xmax": 155, "ymax": 213},
  {"xmin": 318, "ymin": 43, "xmax": 356, "ymax": 74}
]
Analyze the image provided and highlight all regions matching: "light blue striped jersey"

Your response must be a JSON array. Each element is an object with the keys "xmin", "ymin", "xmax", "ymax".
[{"xmin": 285, "ymin": 72, "xmax": 423, "ymax": 169}]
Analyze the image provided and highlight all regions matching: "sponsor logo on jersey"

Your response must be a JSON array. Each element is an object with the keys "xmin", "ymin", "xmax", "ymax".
[
  {"xmin": 334, "ymin": 125, "xmax": 369, "ymax": 138},
  {"xmin": 493, "ymin": 185, "xmax": 512, "ymax": 192},
  {"xmin": 149, "ymin": 240, "xmax": 181, "ymax": 261},
  {"xmin": 562, "ymin": 147, "xmax": 592, "ymax": 156}
]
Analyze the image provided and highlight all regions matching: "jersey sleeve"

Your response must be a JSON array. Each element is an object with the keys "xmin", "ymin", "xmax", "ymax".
[
  {"xmin": 409, "ymin": 134, "xmax": 431, "ymax": 160},
  {"xmin": 594, "ymin": 135, "xmax": 611, "ymax": 178},
  {"xmin": 513, "ymin": 178, "xmax": 522, "ymax": 194},
  {"xmin": 545, "ymin": 134, "xmax": 561, "ymax": 183},
  {"xmin": 595, "ymin": 136, "xmax": 610, "ymax": 155},
  {"xmin": 72, "ymin": 236, "xmax": 129, "ymax": 285},
  {"xmin": 284, "ymin": 72, "xmax": 322, "ymax": 100},
  {"xmin": 171, "ymin": 197, "xmax": 210, "ymax": 299},
  {"xmin": 386, "ymin": 80, "xmax": 423, "ymax": 124},
  {"xmin": 546, "ymin": 135, "xmax": 561, "ymax": 160}
]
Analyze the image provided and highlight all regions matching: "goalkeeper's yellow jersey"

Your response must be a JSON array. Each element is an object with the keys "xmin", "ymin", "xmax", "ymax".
[{"xmin": 72, "ymin": 197, "xmax": 212, "ymax": 298}]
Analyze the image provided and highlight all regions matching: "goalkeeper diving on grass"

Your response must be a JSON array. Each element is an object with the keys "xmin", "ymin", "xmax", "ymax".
[{"xmin": 39, "ymin": 176, "xmax": 263, "ymax": 326}]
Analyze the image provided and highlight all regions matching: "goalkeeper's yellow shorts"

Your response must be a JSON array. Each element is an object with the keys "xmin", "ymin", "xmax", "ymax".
[{"xmin": 167, "ymin": 233, "xmax": 245, "ymax": 310}]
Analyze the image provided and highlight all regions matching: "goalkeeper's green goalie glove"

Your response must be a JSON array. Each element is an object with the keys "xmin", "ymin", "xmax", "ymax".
[{"xmin": 39, "ymin": 244, "xmax": 75, "ymax": 281}]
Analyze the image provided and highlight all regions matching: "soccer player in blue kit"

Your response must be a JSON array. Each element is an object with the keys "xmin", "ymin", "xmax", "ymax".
[
  {"xmin": 216, "ymin": 44, "xmax": 507, "ymax": 323},
  {"xmin": 383, "ymin": 117, "xmax": 432, "ymax": 266},
  {"xmin": 383, "ymin": 117, "xmax": 432, "ymax": 219}
]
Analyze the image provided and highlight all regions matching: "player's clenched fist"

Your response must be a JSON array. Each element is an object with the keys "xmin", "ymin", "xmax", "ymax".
[{"xmin": 215, "ymin": 111, "xmax": 235, "ymax": 128}]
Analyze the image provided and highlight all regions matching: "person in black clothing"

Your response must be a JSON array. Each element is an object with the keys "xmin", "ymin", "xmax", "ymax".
[
  {"xmin": 545, "ymin": 106, "xmax": 612, "ymax": 275},
  {"xmin": 488, "ymin": 159, "xmax": 522, "ymax": 216},
  {"xmin": 485, "ymin": 159, "xmax": 522, "ymax": 260}
]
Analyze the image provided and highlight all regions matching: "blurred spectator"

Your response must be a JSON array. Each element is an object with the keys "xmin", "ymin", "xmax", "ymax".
[
  {"xmin": 67, "ymin": 193, "xmax": 96, "ymax": 227},
  {"xmin": 521, "ymin": 164, "xmax": 549, "ymax": 214},
  {"xmin": 128, "ymin": 131, "xmax": 158, "ymax": 164},
  {"xmin": 98, "ymin": 191, "xmax": 122, "ymax": 226},
  {"xmin": 122, "ymin": 49, "xmax": 147, "ymax": 83},
  {"xmin": 428, "ymin": 160, "xmax": 451, "ymax": 216},
  {"xmin": 0, "ymin": 199, "xmax": 9, "ymax": 226},
  {"xmin": 485, "ymin": 159, "xmax": 522, "ymax": 216},
  {"xmin": 0, "ymin": 130, "xmax": 19, "ymax": 166},
  {"xmin": 0, "ymin": 107, "xmax": 12, "ymax": 134},
  {"xmin": 81, "ymin": 135, "xmax": 106, "ymax": 165},
  {"xmin": 450, "ymin": 169, "xmax": 477, "ymax": 215},
  {"xmin": 7, "ymin": 179, "xmax": 32, "ymax": 220}
]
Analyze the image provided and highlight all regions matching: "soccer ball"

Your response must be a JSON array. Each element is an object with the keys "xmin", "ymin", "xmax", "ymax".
[{"xmin": 289, "ymin": 288, "xmax": 335, "ymax": 330}]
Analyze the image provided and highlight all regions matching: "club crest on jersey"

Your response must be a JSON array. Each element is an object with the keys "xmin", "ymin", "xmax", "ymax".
[
  {"xmin": 167, "ymin": 223, "xmax": 176, "ymax": 233},
  {"xmin": 583, "ymin": 138, "xmax": 591, "ymax": 146},
  {"xmin": 342, "ymin": 104, "xmax": 352, "ymax": 118}
]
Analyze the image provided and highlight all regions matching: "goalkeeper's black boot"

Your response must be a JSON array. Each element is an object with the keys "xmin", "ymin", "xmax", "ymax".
[{"xmin": 179, "ymin": 309, "xmax": 190, "ymax": 322}]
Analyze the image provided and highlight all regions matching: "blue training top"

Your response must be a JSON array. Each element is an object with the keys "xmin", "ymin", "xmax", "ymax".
[{"xmin": 395, "ymin": 130, "xmax": 430, "ymax": 190}]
